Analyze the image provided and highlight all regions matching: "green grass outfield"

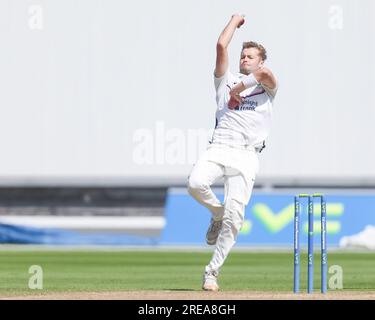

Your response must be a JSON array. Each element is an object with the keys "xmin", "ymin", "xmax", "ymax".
[{"xmin": 0, "ymin": 249, "xmax": 375, "ymax": 296}]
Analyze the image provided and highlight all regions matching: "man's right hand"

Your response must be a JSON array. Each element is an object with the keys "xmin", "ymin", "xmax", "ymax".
[{"xmin": 232, "ymin": 14, "xmax": 245, "ymax": 28}]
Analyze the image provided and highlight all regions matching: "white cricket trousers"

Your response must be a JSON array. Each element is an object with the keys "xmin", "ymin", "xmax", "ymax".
[{"xmin": 187, "ymin": 149, "xmax": 257, "ymax": 274}]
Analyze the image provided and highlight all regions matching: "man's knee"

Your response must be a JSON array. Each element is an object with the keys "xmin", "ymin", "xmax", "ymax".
[{"xmin": 187, "ymin": 174, "xmax": 208, "ymax": 193}]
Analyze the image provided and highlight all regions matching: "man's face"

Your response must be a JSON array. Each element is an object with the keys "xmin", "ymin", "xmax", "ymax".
[{"xmin": 239, "ymin": 47, "xmax": 263, "ymax": 75}]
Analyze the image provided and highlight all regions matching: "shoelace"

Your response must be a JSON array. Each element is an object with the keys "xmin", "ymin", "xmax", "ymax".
[
  {"xmin": 209, "ymin": 219, "xmax": 222, "ymax": 233},
  {"xmin": 206, "ymin": 270, "xmax": 218, "ymax": 278}
]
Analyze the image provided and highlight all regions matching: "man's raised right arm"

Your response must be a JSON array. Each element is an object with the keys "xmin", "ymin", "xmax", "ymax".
[{"xmin": 215, "ymin": 14, "xmax": 245, "ymax": 78}]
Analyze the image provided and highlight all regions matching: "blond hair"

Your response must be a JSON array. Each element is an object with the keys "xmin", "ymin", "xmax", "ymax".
[{"xmin": 242, "ymin": 41, "xmax": 267, "ymax": 61}]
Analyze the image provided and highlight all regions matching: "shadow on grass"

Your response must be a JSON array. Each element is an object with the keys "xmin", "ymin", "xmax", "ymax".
[{"xmin": 163, "ymin": 288, "xmax": 196, "ymax": 292}]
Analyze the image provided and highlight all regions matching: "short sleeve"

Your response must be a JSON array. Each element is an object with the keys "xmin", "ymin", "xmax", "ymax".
[
  {"xmin": 214, "ymin": 69, "xmax": 229, "ymax": 92},
  {"xmin": 261, "ymin": 82, "xmax": 278, "ymax": 99}
]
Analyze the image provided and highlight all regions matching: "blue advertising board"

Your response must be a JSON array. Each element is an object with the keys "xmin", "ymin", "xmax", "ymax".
[{"xmin": 162, "ymin": 189, "xmax": 375, "ymax": 246}]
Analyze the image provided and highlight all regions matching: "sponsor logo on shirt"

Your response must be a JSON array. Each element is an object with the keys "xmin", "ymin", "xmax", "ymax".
[
  {"xmin": 235, "ymin": 100, "xmax": 258, "ymax": 111},
  {"xmin": 228, "ymin": 83, "xmax": 266, "ymax": 111}
]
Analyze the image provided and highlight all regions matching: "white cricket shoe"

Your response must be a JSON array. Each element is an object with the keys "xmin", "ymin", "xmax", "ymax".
[
  {"xmin": 206, "ymin": 218, "xmax": 223, "ymax": 245},
  {"xmin": 202, "ymin": 270, "xmax": 219, "ymax": 291}
]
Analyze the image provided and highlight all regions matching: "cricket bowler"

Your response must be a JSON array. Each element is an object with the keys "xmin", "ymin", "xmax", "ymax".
[{"xmin": 187, "ymin": 14, "xmax": 278, "ymax": 291}]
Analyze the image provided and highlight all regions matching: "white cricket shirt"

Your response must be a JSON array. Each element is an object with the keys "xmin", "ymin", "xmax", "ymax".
[{"xmin": 211, "ymin": 69, "xmax": 278, "ymax": 150}]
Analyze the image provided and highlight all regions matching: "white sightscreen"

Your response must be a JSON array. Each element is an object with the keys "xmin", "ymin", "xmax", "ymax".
[{"xmin": 0, "ymin": 0, "xmax": 374, "ymax": 185}]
